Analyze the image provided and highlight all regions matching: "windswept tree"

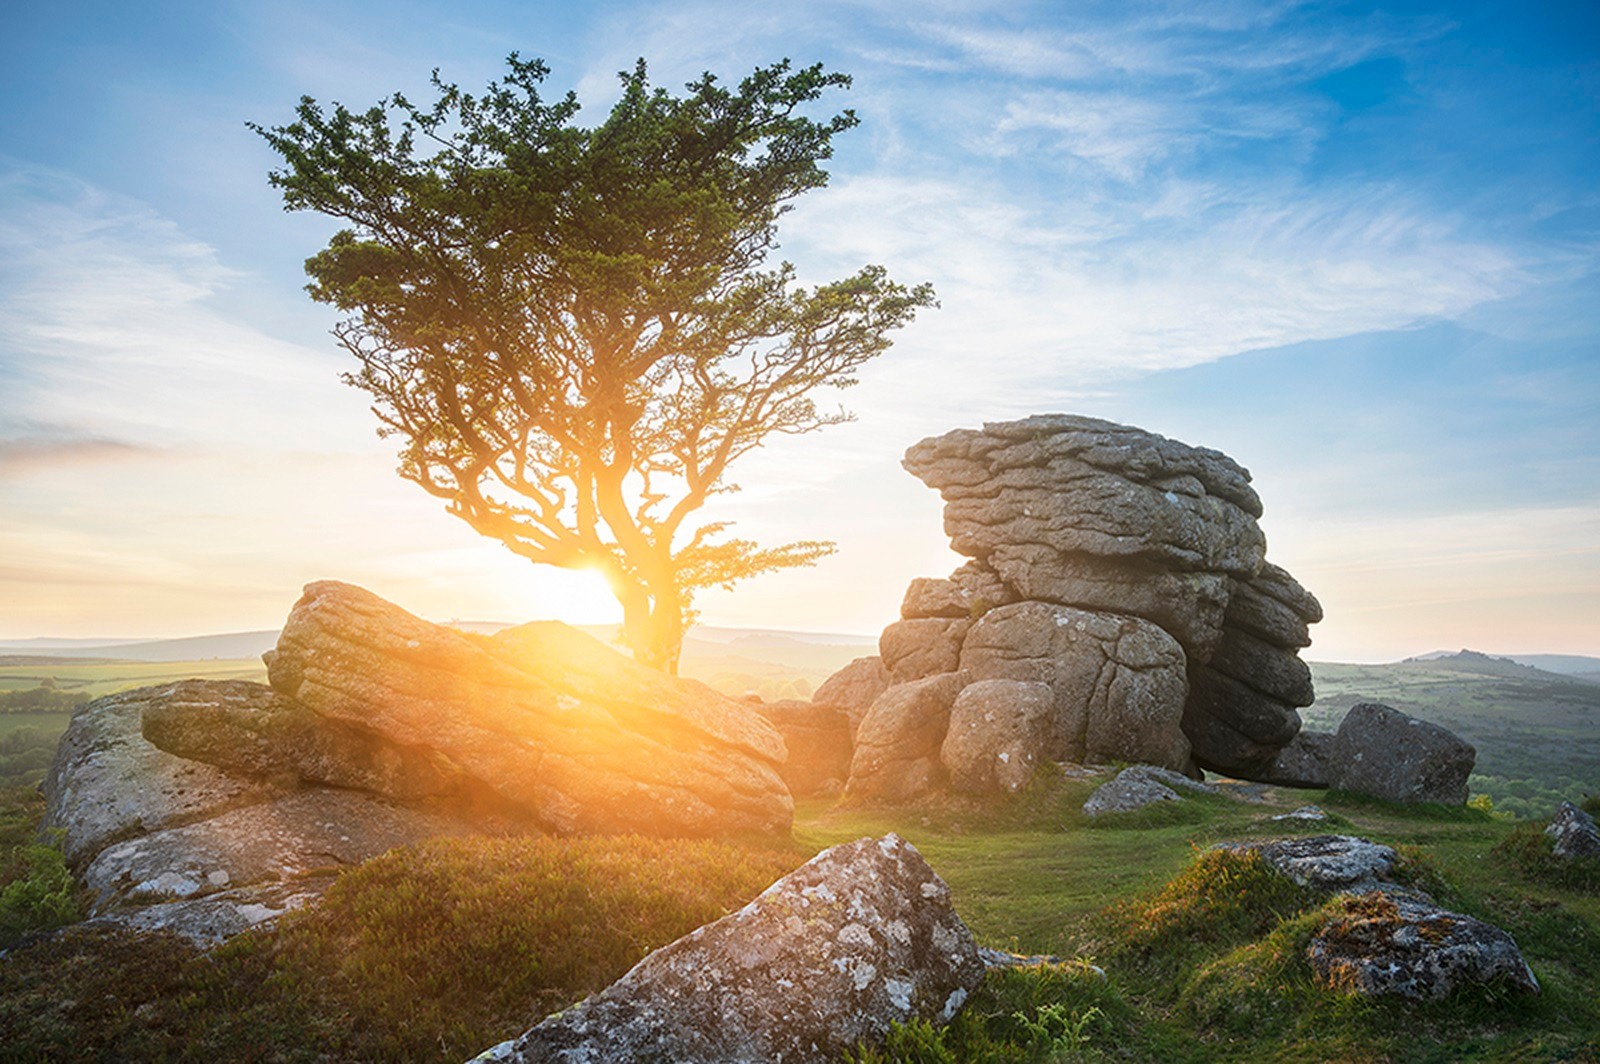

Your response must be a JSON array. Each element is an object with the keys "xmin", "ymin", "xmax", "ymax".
[{"xmin": 255, "ymin": 57, "xmax": 933, "ymax": 672}]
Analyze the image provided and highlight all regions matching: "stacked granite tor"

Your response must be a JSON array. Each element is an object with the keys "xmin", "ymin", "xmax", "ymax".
[{"xmin": 840, "ymin": 415, "xmax": 1323, "ymax": 798}]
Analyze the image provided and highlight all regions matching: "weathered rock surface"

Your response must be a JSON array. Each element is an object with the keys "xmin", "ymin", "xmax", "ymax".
[
  {"xmin": 1272, "ymin": 805, "xmax": 1328, "ymax": 822},
  {"xmin": 42, "ymin": 580, "xmax": 804, "ymax": 948},
  {"xmin": 1547, "ymin": 801, "xmax": 1600, "ymax": 860},
  {"xmin": 1308, "ymin": 893, "xmax": 1540, "ymax": 1000},
  {"xmin": 267, "ymin": 581, "xmax": 792, "ymax": 836},
  {"xmin": 491, "ymin": 834, "xmax": 984, "ymax": 1064},
  {"xmin": 81, "ymin": 789, "xmax": 472, "ymax": 911},
  {"xmin": 939, "ymin": 679, "xmax": 1055, "ymax": 795},
  {"xmin": 1328, "ymin": 703, "xmax": 1475, "ymax": 805},
  {"xmin": 42, "ymin": 681, "xmax": 482, "ymax": 947},
  {"xmin": 960, "ymin": 602, "xmax": 1191, "ymax": 770},
  {"xmin": 848, "ymin": 672, "xmax": 970, "ymax": 802},
  {"xmin": 1218, "ymin": 833, "xmax": 1539, "ymax": 1000},
  {"xmin": 812, "ymin": 656, "xmax": 891, "ymax": 739},
  {"xmin": 1082, "ymin": 764, "xmax": 1218, "ymax": 816},
  {"xmin": 880, "ymin": 617, "xmax": 971, "ymax": 685},
  {"xmin": 1220, "ymin": 835, "xmax": 1399, "ymax": 893},
  {"xmin": 904, "ymin": 414, "xmax": 1266, "ymax": 575},
  {"xmin": 1254, "ymin": 729, "xmax": 1335, "ymax": 789},
  {"xmin": 847, "ymin": 414, "xmax": 1324, "ymax": 797},
  {"xmin": 141, "ymin": 679, "xmax": 472, "ymax": 805},
  {"xmin": 41, "ymin": 684, "xmax": 282, "ymax": 867},
  {"xmin": 753, "ymin": 700, "xmax": 852, "ymax": 799}
]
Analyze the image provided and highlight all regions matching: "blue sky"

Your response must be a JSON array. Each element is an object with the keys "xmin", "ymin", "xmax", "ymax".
[{"xmin": 0, "ymin": 0, "xmax": 1595, "ymax": 660}]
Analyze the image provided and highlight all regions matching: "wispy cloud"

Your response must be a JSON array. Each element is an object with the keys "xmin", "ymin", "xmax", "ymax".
[{"xmin": 0, "ymin": 433, "xmax": 161, "ymax": 476}]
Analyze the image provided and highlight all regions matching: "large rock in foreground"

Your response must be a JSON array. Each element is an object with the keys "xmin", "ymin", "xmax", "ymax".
[
  {"xmin": 266, "ymin": 581, "xmax": 792, "ymax": 836},
  {"xmin": 488, "ymin": 834, "xmax": 983, "ymax": 1064}
]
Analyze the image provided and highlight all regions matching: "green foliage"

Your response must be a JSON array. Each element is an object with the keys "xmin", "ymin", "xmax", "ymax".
[
  {"xmin": 253, "ymin": 55, "xmax": 935, "ymax": 670},
  {"xmin": 849, "ymin": 961, "xmax": 1127, "ymax": 1063},
  {"xmin": 0, "ymin": 725, "xmax": 62, "ymax": 789},
  {"xmin": 0, "ymin": 837, "xmax": 81, "ymax": 947},
  {"xmin": 1493, "ymin": 821, "xmax": 1600, "ymax": 893},
  {"xmin": 0, "ymin": 684, "xmax": 84, "ymax": 713}
]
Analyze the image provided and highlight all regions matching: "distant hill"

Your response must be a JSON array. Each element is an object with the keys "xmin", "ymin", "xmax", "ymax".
[
  {"xmin": 1306, "ymin": 652, "xmax": 1600, "ymax": 818},
  {"xmin": 1409, "ymin": 648, "xmax": 1600, "ymax": 677},
  {"xmin": 0, "ymin": 631, "xmax": 281, "ymax": 662}
]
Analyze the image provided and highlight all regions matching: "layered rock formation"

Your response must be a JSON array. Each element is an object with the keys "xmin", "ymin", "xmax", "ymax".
[
  {"xmin": 833, "ymin": 414, "xmax": 1324, "ymax": 799},
  {"xmin": 42, "ymin": 581, "xmax": 793, "ymax": 945},
  {"xmin": 266, "ymin": 581, "xmax": 792, "ymax": 837}
]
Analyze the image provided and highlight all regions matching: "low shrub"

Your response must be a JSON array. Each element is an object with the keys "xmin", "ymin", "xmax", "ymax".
[
  {"xmin": 1119, "ymin": 847, "xmax": 1319, "ymax": 956},
  {"xmin": 1492, "ymin": 821, "xmax": 1600, "ymax": 894},
  {"xmin": 850, "ymin": 960, "xmax": 1130, "ymax": 1063},
  {"xmin": 0, "ymin": 838, "xmax": 81, "ymax": 947}
]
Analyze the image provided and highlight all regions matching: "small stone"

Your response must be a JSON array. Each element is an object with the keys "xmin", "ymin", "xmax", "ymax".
[{"xmin": 1547, "ymin": 801, "xmax": 1600, "ymax": 860}]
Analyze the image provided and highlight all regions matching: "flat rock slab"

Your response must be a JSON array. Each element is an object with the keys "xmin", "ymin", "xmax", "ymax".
[
  {"xmin": 266, "ymin": 581, "xmax": 792, "ymax": 837},
  {"xmin": 1309, "ymin": 892, "xmax": 1540, "ymax": 1000},
  {"xmin": 1216, "ymin": 835, "xmax": 1398, "ymax": 892},
  {"xmin": 88, "ymin": 874, "xmax": 337, "ymax": 948},
  {"xmin": 1082, "ymin": 765, "xmax": 1216, "ymax": 817},
  {"xmin": 82, "ymin": 788, "xmax": 476, "ymax": 910},
  {"xmin": 490, "ymin": 834, "xmax": 983, "ymax": 1064}
]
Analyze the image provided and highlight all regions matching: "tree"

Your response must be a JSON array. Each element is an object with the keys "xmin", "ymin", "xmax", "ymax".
[{"xmin": 253, "ymin": 56, "xmax": 934, "ymax": 673}]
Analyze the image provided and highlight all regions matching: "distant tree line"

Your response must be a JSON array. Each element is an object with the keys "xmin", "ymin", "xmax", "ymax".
[{"xmin": 0, "ymin": 682, "xmax": 86, "ymax": 713}]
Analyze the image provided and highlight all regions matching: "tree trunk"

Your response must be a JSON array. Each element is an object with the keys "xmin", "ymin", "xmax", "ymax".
[{"xmin": 615, "ymin": 578, "xmax": 685, "ymax": 675}]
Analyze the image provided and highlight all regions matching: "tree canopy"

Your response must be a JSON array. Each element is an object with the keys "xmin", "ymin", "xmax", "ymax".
[{"xmin": 253, "ymin": 56, "xmax": 934, "ymax": 672}]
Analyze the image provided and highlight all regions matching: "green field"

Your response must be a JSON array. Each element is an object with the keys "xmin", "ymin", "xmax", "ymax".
[{"xmin": 0, "ymin": 658, "xmax": 269, "ymax": 699}]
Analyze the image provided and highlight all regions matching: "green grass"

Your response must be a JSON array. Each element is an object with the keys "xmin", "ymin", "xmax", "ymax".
[
  {"xmin": 1, "ymin": 750, "xmax": 1597, "ymax": 1059},
  {"xmin": 0, "ymin": 832, "xmax": 809, "ymax": 1062}
]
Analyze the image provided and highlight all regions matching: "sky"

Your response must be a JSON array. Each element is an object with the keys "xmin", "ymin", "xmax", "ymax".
[{"xmin": 0, "ymin": 0, "xmax": 1596, "ymax": 662}]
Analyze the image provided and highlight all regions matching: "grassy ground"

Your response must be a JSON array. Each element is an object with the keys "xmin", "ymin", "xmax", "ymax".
[{"xmin": 3, "ymin": 771, "xmax": 1594, "ymax": 1062}]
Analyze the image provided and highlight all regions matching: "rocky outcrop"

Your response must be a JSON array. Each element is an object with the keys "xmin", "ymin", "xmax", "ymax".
[
  {"xmin": 753, "ymin": 700, "xmax": 852, "ymax": 798},
  {"xmin": 1547, "ymin": 801, "xmax": 1600, "ymax": 860},
  {"xmin": 1327, "ymin": 703, "xmax": 1475, "ymax": 805},
  {"xmin": 42, "ymin": 681, "xmax": 481, "ymax": 946},
  {"xmin": 141, "ymin": 679, "xmax": 475, "ymax": 807},
  {"xmin": 1309, "ymin": 892, "xmax": 1540, "ymax": 1000},
  {"xmin": 41, "ymin": 581, "xmax": 798, "ymax": 946},
  {"xmin": 1254, "ymin": 729, "xmax": 1335, "ymax": 788},
  {"xmin": 485, "ymin": 834, "xmax": 984, "ymax": 1064},
  {"xmin": 1219, "ymin": 833, "xmax": 1539, "ymax": 1001},
  {"xmin": 812, "ymin": 656, "xmax": 891, "ymax": 739},
  {"xmin": 266, "ymin": 581, "xmax": 792, "ymax": 836},
  {"xmin": 939, "ymin": 680, "xmax": 1054, "ymax": 795},
  {"xmin": 847, "ymin": 672, "xmax": 970, "ymax": 802},
  {"xmin": 840, "ymin": 414, "xmax": 1323, "ymax": 799},
  {"xmin": 959, "ymin": 602, "xmax": 1190, "ymax": 769}
]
